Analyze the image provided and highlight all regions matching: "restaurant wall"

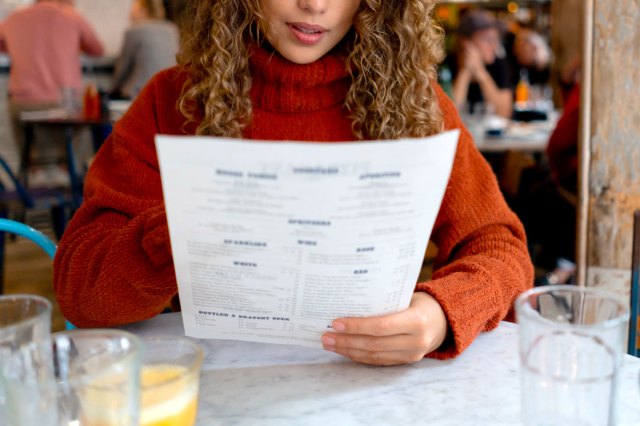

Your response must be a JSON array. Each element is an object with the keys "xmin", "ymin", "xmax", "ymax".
[{"xmin": 586, "ymin": 0, "xmax": 640, "ymax": 296}]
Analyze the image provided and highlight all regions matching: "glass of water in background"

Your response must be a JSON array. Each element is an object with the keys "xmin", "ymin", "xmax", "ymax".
[
  {"xmin": 516, "ymin": 285, "xmax": 629, "ymax": 426},
  {"xmin": 59, "ymin": 86, "xmax": 81, "ymax": 116},
  {"xmin": 53, "ymin": 329, "xmax": 141, "ymax": 426},
  {"xmin": 0, "ymin": 295, "xmax": 58, "ymax": 426},
  {"xmin": 460, "ymin": 102, "xmax": 489, "ymax": 143}
]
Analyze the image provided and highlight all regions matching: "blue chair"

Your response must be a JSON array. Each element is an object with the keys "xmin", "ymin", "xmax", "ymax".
[
  {"xmin": 629, "ymin": 210, "xmax": 640, "ymax": 356},
  {"xmin": 0, "ymin": 218, "xmax": 73, "ymax": 329},
  {"xmin": 0, "ymin": 218, "xmax": 56, "ymax": 258}
]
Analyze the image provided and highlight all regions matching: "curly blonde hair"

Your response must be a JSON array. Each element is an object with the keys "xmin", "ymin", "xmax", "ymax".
[{"xmin": 178, "ymin": 0, "xmax": 444, "ymax": 140}]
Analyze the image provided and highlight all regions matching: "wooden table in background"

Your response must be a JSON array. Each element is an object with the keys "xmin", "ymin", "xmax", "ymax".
[{"xmin": 19, "ymin": 109, "xmax": 117, "ymax": 208}]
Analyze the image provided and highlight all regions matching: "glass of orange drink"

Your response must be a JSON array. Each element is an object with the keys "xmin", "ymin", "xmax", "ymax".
[{"xmin": 139, "ymin": 336, "xmax": 204, "ymax": 426}]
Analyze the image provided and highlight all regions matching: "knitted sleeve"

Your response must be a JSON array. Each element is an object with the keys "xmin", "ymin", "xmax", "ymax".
[
  {"xmin": 418, "ymin": 87, "xmax": 534, "ymax": 359},
  {"xmin": 53, "ymin": 72, "xmax": 177, "ymax": 327}
]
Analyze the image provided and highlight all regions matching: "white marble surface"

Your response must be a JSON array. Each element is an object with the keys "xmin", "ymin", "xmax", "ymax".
[{"xmin": 123, "ymin": 313, "xmax": 640, "ymax": 426}]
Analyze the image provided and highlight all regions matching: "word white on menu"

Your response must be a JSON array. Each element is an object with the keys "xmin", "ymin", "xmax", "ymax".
[{"xmin": 156, "ymin": 130, "xmax": 459, "ymax": 348}]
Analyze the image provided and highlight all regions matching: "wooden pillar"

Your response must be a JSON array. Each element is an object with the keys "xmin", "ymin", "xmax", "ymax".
[{"xmin": 582, "ymin": 0, "xmax": 640, "ymax": 297}]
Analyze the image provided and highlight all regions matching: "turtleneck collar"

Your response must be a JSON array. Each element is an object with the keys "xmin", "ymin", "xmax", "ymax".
[{"xmin": 249, "ymin": 43, "xmax": 350, "ymax": 113}]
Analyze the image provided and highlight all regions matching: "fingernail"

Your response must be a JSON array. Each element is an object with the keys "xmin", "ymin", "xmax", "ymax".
[
  {"xmin": 332, "ymin": 321, "xmax": 346, "ymax": 331},
  {"xmin": 321, "ymin": 336, "xmax": 336, "ymax": 346},
  {"xmin": 323, "ymin": 345, "xmax": 336, "ymax": 353}
]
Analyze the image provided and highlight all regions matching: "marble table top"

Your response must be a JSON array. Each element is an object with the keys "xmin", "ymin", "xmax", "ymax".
[{"xmin": 123, "ymin": 313, "xmax": 640, "ymax": 425}]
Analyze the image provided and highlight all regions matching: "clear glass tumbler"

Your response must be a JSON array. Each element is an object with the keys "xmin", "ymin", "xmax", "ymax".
[
  {"xmin": 516, "ymin": 285, "xmax": 629, "ymax": 426},
  {"xmin": 53, "ymin": 329, "xmax": 141, "ymax": 426},
  {"xmin": 59, "ymin": 86, "xmax": 80, "ymax": 116},
  {"xmin": 139, "ymin": 336, "xmax": 204, "ymax": 426},
  {"xmin": 0, "ymin": 294, "xmax": 58, "ymax": 426}
]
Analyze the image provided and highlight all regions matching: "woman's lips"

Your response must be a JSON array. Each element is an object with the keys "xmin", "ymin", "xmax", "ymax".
[{"xmin": 288, "ymin": 23, "xmax": 327, "ymax": 45}]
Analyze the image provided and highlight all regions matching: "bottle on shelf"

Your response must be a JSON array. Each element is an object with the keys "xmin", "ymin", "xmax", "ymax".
[
  {"xmin": 83, "ymin": 84, "xmax": 101, "ymax": 120},
  {"xmin": 515, "ymin": 69, "xmax": 530, "ymax": 107}
]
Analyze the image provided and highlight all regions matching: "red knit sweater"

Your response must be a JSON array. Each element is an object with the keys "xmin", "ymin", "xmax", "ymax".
[{"xmin": 53, "ymin": 46, "xmax": 533, "ymax": 359}]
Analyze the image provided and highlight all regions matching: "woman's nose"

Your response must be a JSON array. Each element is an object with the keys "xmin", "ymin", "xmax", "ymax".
[{"xmin": 297, "ymin": 0, "xmax": 328, "ymax": 14}]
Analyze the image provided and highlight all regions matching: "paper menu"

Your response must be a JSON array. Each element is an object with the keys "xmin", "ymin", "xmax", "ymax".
[{"xmin": 156, "ymin": 130, "xmax": 459, "ymax": 347}]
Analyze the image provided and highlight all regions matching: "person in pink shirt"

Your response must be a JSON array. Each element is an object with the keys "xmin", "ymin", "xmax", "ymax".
[
  {"xmin": 0, "ymin": 0, "xmax": 104, "ymax": 104},
  {"xmin": 0, "ymin": 0, "xmax": 104, "ymax": 182}
]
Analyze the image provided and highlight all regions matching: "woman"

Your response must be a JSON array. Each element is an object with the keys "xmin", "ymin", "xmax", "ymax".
[
  {"xmin": 54, "ymin": 0, "xmax": 532, "ymax": 366},
  {"xmin": 111, "ymin": 0, "xmax": 180, "ymax": 99}
]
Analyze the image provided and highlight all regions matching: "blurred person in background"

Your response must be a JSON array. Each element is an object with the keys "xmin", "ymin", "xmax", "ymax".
[
  {"xmin": 509, "ymin": 28, "xmax": 551, "ymax": 88},
  {"xmin": 0, "ymin": 0, "xmax": 104, "ymax": 185},
  {"xmin": 111, "ymin": 0, "xmax": 180, "ymax": 100},
  {"xmin": 514, "ymin": 81, "xmax": 580, "ymax": 285},
  {"xmin": 448, "ymin": 9, "xmax": 512, "ymax": 118},
  {"xmin": 557, "ymin": 53, "xmax": 580, "ymax": 102}
]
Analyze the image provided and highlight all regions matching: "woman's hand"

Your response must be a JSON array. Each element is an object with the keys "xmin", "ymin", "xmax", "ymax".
[{"xmin": 320, "ymin": 292, "xmax": 448, "ymax": 366}]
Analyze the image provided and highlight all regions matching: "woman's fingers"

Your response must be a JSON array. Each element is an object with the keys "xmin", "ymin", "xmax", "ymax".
[
  {"xmin": 325, "ymin": 345, "xmax": 426, "ymax": 366},
  {"xmin": 321, "ymin": 293, "xmax": 448, "ymax": 366},
  {"xmin": 322, "ymin": 333, "xmax": 418, "ymax": 354},
  {"xmin": 329, "ymin": 308, "xmax": 423, "ymax": 338}
]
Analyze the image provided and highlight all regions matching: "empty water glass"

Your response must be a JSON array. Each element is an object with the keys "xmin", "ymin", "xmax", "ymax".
[
  {"xmin": 0, "ymin": 295, "xmax": 58, "ymax": 426},
  {"xmin": 60, "ymin": 86, "xmax": 80, "ymax": 115},
  {"xmin": 53, "ymin": 329, "xmax": 141, "ymax": 426},
  {"xmin": 516, "ymin": 285, "xmax": 629, "ymax": 426}
]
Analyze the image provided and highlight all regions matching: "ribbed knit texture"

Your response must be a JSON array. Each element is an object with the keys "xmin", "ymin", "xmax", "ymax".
[
  {"xmin": 245, "ymin": 45, "xmax": 354, "ymax": 141},
  {"xmin": 53, "ymin": 45, "xmax": 533, "ymax": 358}
]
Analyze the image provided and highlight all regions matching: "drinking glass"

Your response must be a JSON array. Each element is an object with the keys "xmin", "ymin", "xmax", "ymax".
[
  {"xmin": 0, "ymin": 295, "xmax": 58, "ymax": 426},
  {"xmin": 516, "ymin": 285, "xmax": 629, "ymax": 426},
  {"xmin": 139, "ymin": 336, "xmax": 204, "ymax": 426},
  {"xmin": 60, "ymin": 86, "xmax": 80, "ymax": 116},
  {"xmin": 460, "ymin": 102, "xmax": 488, "ymax": 143},
  {"xmin": 53, "ymin": 329, "xmax": 141, "ymax": 426}
]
